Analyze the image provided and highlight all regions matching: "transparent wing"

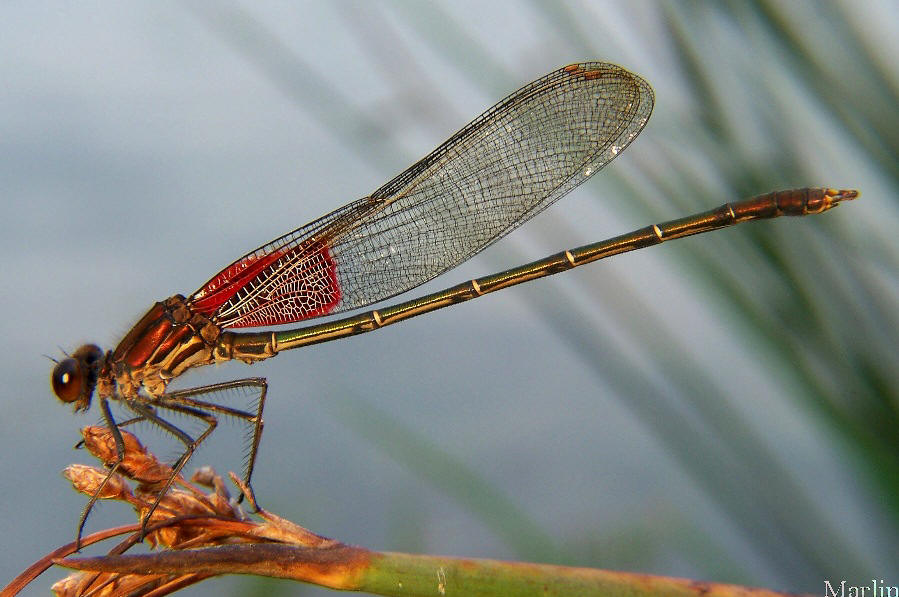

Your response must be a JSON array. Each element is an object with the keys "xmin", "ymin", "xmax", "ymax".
[{"xmin": 189, "ymin": 62, "xmax": 654, "ymax": 329}]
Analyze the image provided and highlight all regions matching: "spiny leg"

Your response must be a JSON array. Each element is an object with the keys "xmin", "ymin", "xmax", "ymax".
[
  {"xmin": 124, "ymin": 399, "xmax": 218, "ymax": 539},
  {"xmin": 161, "ymin": 378, "xmax": 267, "ymax": 508},
  {"xmin": 72, "ymin": 412, "xmax": 151, "ymax": 450},
  {"xmin": 128, "ymin": 377, "xmax": 268, "ymax": 534},
  {"xmin": 74, "ymin": 395, "xmax": 126, "ymax": 551},
  {"xmin": 75, "ymin": 379, "xmax": 267, "ymax": 544}
]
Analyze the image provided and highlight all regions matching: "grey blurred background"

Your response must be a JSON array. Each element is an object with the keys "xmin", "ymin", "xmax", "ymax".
[{"xmin": 1, "ymin": 2, "xmax": 896, "ymax": 595}]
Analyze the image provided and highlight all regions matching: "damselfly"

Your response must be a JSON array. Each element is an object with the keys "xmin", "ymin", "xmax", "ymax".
[{"xmin": 50, "ymin": 62, "xmax": 856, "ymax": 546}]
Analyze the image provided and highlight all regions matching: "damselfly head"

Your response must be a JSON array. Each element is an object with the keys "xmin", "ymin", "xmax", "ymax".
[{"xmin": 51, "ymin": 344, "xmax": 104, "ymax": 412}]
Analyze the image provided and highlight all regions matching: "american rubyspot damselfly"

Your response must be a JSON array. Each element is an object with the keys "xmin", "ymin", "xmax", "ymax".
[{"xmin": 50, "ymin": 62, "xmax": 857, "ymax": 546}]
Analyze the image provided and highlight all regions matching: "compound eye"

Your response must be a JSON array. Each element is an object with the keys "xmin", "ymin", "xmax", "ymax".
[{"xmin": 52, "ymin": 358, "xmax": 84, "ymax": 404}]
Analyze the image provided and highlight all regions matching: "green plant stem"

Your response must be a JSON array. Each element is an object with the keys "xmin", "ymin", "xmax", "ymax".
[{"xmin": 59, "ymin": 543, "xmax": 808, "ymax": 597}]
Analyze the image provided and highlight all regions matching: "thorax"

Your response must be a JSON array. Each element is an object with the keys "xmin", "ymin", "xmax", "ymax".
[{"xmin": 108, "ymin": 295, "xmax": 221, "ymax": 398}]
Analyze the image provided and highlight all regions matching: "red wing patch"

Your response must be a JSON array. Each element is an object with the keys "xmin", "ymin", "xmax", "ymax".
[{"xmin": 191, "ymin": 240, "xmax": 341, "ymax": 328}]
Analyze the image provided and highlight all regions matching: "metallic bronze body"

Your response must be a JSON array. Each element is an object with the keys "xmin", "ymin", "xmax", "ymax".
[
  {"xmin": 108, "ymin": 295, "xmax": 221, "ymax": 399},
  {"xmin": 76, "ymin": 187, "xmax": 856, "ymax": 425},
  {"xmin": 217, "ymin": 188, "xmax": 857, "ymax": 363}
]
